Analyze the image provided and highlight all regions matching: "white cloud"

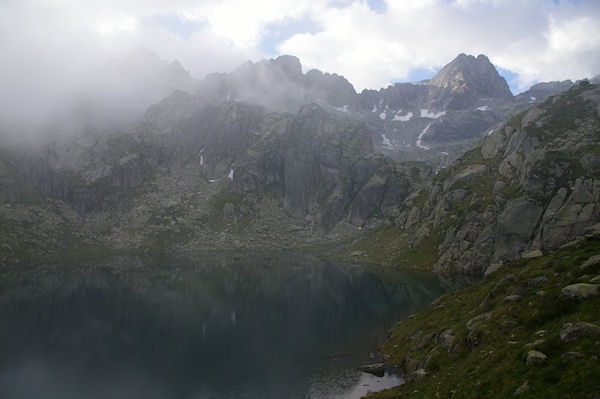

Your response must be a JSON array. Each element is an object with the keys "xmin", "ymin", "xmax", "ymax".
[
  {"xmin": 1, "ymin": 0, "xmax": 599, "ymax": 127},
  {"xmin": 185, "ymin": 0, "xmax": 320, "ymax": 47},
  {"xmin": 281, "ymin": 0, "xmax": 600, "ymax": 92}
]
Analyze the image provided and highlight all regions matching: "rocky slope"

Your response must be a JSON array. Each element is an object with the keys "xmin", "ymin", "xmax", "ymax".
[
  {"xmin": 336, "ymin": 81, "xmax": 600, "ymax": 274},
  {"xmin": 1, "ymin": 92, "xmax": 428, "ymax": 264},
  {"xmin": 370, "ymin": 232, "xmax": 600, "ymax": 398},
  {"xmin": 515, "ymin": 80, "xmax": 574, "ymax": 105}
]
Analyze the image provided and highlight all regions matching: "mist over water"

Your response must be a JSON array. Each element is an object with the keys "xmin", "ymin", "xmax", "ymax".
[{"xmin": 0, "ymin": 253, "xmax": 471, "ymax": 399}]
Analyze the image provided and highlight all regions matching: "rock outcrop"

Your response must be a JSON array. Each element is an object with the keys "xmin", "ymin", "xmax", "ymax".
[
  {"xmin": 366, "ymin": 82, "xmax": 600, "ymax": 274},
  {"xmin": 3, "ymin": 89, "xmax": 422, "ymax": 262},
  {"xmin": 428, "ymin": 54, "xmax": 513, "ymax": 109}
]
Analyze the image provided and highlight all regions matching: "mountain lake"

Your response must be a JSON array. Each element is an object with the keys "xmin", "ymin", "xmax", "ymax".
[{"xmin": 0, "ymin": 252, "xmax": 472, "ymax": 398}]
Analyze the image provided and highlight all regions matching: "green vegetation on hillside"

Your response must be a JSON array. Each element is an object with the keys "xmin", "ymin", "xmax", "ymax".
[{"xmin": 369, "ymin": 237, "xmax": 600, "ymax": 398}]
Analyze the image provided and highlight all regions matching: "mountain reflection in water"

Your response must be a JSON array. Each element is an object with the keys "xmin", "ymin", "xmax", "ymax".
[{"xmin": 0, "ymin": 252, "xmax": 472, "ymax": 399}]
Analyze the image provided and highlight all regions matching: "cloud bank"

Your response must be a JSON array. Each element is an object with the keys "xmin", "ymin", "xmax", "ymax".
[{"xmin": 1, "ymin": 0, "xmax": 599, "ymax": 128}]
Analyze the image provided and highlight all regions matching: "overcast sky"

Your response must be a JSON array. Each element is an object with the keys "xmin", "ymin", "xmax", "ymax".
[{"xmin": 1, "ymin": 0, "xmax": 599, "ymax": 124}]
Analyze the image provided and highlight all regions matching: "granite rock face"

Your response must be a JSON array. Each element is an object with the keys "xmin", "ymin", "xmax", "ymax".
[
  {"xmin": 428, "ymin": 54, "xmax": 513, "ymax": 109},
  {"xmin": 358, "ymin": 53, "xmax": 521, "ymax": 162},
  {"xmin": 11, "ymin": 91, "xmax": 415, "ymax": 243},
  {"xmin": 390, "ymin": 83, "xmax": 600, "ymax": 273}
]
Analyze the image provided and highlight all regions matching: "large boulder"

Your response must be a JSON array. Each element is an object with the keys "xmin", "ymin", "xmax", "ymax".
[
  {"xmin": 560, "ymin": 322, "xmax": 600, "ymax": 342},
  {"xmin": 525, "ymin": 350, "xmax": 547, "ymax": 365},
  {"xmin": 559, "ymin": 283, "xmax": 600, "ymax": 299}
]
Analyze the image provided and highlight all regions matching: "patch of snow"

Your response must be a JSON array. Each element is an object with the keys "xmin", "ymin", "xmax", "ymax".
[
  {"xmin": 335, "ymin": 105, "xmax": 349, "ymax": 113},
  {"xmin": 228, "ymin": 168, "xmax": 234, "ymax": 181},
  {"xmin": 487, "ymin": 130, "xmax": 494, "ymax": 136},
  {"xmin": 393, "ymin": 111, "xmax": 413, "ymax": 122},
  {"xmin": 420, "ymin": 109, "xmax": 445, "ymax": 119},
  {"xmin": 378, "ymin": 99, "xmax": 383, "ymax": 105},
  {"xmin": 530, "ymin": 96, "xmax": 536, "ymax": 101},
  {"xmin": 381, "ymin": 133, "xmax": 395, "ymax": 149},
  {"xmin": 477, "ymin": 105, "xmax": 489, "ymax": 111},
  {"xmin": 209, "ymin": 179, "xmax": 218, "ymax": 183},
  {"xmin": 379, "ymin": 111, "xmax": 387, "ymax": 120},
  {"xmin": 371, "ymin": 105, "xmax": 377, "ymax": 113},
  {"xmin": 416, "ymin": 123, "xmax": 432, "ymax": 150},
  {"xmin": 406, "ymin": 144, "xmax": 412, "ymax": 147},
  {"xmin": 200, "ymin": 155, "xmax": 204, "ymax": 166},
  {"xmin": 440, "ymin": 151, "xmax": 449, "ymax": 155}
]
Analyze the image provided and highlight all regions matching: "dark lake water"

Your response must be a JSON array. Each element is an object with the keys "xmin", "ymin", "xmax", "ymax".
[{"xmin": 0, "ymin": 253, "xmax": 470, "ymax": 399}]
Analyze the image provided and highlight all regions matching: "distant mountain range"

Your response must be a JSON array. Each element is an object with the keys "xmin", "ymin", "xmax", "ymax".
[
  {"xmin": 183, "ymin": 52, "xmax": 575, "ymax": 163},
  {"xmin": 192, "ymin": 51, "xmax": 576, "ymax": 163},
  {"xmin": 43, "ymin": 49, "xmax": 577, "ymax": 164}
]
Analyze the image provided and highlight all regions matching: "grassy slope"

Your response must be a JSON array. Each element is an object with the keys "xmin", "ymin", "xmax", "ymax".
[{"xmin": 368, "ymin": 237, "xmax": 600, "ymax": 398}]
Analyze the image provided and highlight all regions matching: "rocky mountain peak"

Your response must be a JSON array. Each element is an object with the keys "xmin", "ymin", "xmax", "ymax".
[
  {"xmin": 429, "ymin": 53, "xmax": 512, "ymax": 107},
  {"xmin": 270, "ymin": 55, "xmax": 303, "ymax": 80},
  {"xmin": 198, "ymin": 55, "xmax": 358, "ymax": 113},
  {"xmin": 235, "ymin": 55, "xmax": 303, "ymax": 83}
]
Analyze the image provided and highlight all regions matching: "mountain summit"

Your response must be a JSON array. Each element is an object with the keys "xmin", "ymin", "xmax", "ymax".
[
  {"xmin": 200, "ymin": 55, "xmax": 358, "ymax": 112},
  {"xmin": 429, "ymin": 53, "xmax": 513, "ymax": 109}
]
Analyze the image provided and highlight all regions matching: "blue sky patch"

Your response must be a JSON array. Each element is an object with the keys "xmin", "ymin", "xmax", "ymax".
[
  {"xmin": 259, "ymin": 16, "xmax": 322, "ymax": 56},
  {"xmin": 367, "ymin": 0, "xmax": 387, "ymax": 14},
  {"xmin": 329, "ymin": 0, "xmax": 353, "ymax": 9},
  {"xmin": 389, "ymin": 67, "xmax": 439, "ymax": 86},
  {"xmin": 497, "ymin": 67, "xmax": 526, "ymax": 95},
  {"xmin": 143, "ymin": 14, "xmax": 206, "ymax": 39},
  {"xmin": 405, "ymin": 66, "xmax": 439, "ymax": 83}
]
